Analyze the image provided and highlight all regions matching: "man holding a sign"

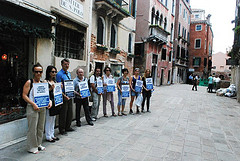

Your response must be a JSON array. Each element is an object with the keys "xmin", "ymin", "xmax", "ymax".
[
  {"xmin": 56, "ymin": 58, "xmax": 74, "ymax": 135},
  {"xmin": 142, "ymin": 69, "xmax": 154, "ymax": 113},
  {"xmin": 73, "ymin": 68, "xmax": 93, "ymax": 127},
  {"xmin": 22, "ymin": 63, "xmax": 52, "ymax": 154},
  {"xmin": 102, "ymin": 66, "xmax": 116, "ymax": 117}
]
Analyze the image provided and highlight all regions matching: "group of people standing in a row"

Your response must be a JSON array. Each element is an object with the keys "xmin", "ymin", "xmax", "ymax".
[{"xmin": 22, "ymin": 58, "xmax": 154, "ymax": 154}]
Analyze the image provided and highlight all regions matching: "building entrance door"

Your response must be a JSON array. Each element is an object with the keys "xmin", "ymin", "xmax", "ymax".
[{"xmin": 160, "ymin": 69, "xmax": 164, "ymax": 85}]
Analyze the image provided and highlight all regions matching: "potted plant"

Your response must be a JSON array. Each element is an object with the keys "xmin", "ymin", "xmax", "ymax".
[
  {"xmin": 110, "ymin": 48, "xmax": 121, "ymax": 54},
  {"xmin": 96, "ymin": 44, "xmax": 108, "ymax": 51}
]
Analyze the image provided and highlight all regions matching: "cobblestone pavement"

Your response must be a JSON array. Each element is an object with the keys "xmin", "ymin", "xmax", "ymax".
[{"xmin": 1, "ymin": 84, "xmax": 240, "ymax": 161}]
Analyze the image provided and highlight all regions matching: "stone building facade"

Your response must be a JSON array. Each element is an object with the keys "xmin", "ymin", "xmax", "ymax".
[
  {"xmin": 134, "ymin": 0, "xmax": 174, "ymax": 85},
  {"xmin": 172, "ymin": 0, "xmax": 191, "ymax": 84},
  {"xmin": 188, "ymin": 9, "xmax": 213, "ymax": 79},
  {"xmin": 90, "ymin": 0, "xmax": 136, "ymax": 81}
]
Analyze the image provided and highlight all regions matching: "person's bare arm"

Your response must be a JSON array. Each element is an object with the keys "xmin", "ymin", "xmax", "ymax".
[{"xmin": 22, "ymin": 80, "xmax": 39, "ymax": 111}]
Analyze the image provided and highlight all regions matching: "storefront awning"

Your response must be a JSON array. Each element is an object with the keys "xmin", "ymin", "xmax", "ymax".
[{"xmin": 0, "ymin": 1, "xmax": 53, "ymax": 39}]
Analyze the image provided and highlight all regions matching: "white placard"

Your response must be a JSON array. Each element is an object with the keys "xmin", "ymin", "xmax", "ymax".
[
  {"xmin": 54, "ymin": 83, "xmax": 63, "ymax": 106},
  {"xmin": 107, "ymin": 79, "xmax": 115, "ymax": 92},
  {"xmin": 78, "ymin": 81, "xmax": 91, "ymax": 98},
  {"xmin": 64, "ymin": 80, "xmax": 75, "ymax": 98},
  {"xmin": 33, "ymin": 83, "xmax": 50, "ymax": 108},
  {"xmin": 146, "ymin": 78, "xmax": 153, "ymax": 90}
]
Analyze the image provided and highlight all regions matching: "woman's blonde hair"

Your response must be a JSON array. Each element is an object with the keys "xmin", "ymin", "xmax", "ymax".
[{"xmin": 144, "ymin": 69, "xmax": 151, "ymax": 78}]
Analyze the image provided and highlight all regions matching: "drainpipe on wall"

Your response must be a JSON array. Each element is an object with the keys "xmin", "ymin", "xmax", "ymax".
[{"xmin": 86, "ymin": 0, "xmax": 93, "ymax": 77}]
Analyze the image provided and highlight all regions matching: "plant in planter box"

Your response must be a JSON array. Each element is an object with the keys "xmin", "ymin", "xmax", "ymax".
[
  {"xmin": 110, "ymin": 48, "xmax": 121, "ymax": 54},
  {"xmin": 96, "ymin": 44, "xmax": 108, "ymax": 51}
]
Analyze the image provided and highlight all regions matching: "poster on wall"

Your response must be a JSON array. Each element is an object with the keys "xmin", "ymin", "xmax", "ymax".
[
  {"xmin": 64, "ymin": 80, "xmax": 75, "ymax": 98},
  {"xmin": 54, "ymin": 83, "xmax": 63, "ymax": 106},
  {"xmin": 146, "ymin": 78, "xmax": 153, "ymax": 90},
  {"xmin": 107, "ymin": 79, "xmax": 115, "ymax": 92},
  {"xmin": 135, "ymin": 80, "xmax": 143, "ymax": 93},
  {"xmin": 79, "ymin": 81, "xmax": 91, "ymax": 98},
  {"xmin": 33, "ymin": 83, "xmax": 50, "ymax": 108}
]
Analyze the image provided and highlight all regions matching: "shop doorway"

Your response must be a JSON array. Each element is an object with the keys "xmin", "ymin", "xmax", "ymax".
[{"xmin": 0, "ymin": 34, "xmax": 31, "ymax": 124}]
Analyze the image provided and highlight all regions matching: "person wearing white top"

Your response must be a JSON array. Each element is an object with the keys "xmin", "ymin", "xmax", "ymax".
[{"xmin": 90, "ymin": 67, "xmax": 102, "ymax": 120}]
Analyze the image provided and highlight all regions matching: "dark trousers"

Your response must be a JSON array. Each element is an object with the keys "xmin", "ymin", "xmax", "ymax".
[
  {"xmin": 59, "ymin": 99, "xmax": 73, "ymax": 132},
  {"xmin": 75, "ymin": 98, "xmax": 91, "ymax": 124},
  {"xmin": 192, "ymin": 83, "xmax": 197, "ymax": 91},
  {"xmin": 208, "ymin": 84, "xmax": 213, "ymax": 93},
  {"xmin": 142, "ymin": 91, "xmax": 151, "ymax": 111}
]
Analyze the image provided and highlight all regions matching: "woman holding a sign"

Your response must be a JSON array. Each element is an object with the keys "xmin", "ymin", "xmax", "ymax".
[
  {"xmin": 142, "ymin": 69, "xmax": 153, "ymax": 113},
  {"xmin": 102, "ymin": 66, "xmax": 117, "ymax": 117},
  {"xmin": 45, "ymin": 65, "xmax": 61, "ymax": 143},
  {"xmin": 129, "ymin": 68, "xmax": 142, "ymax": 114},
  {"xmin": 116, "ymin": 68, "xmax": 129, "ymax": 116},
  {"xmin": 22, "ymin": 63, "xmax": 52, "ymax": 154}
]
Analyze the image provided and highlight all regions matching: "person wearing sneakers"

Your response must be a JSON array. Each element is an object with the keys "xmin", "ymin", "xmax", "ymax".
[
  {"xmin": 22, "ymin": 63, "xmax": 52, "ymax": 154},
  {"xmin": 102, "ymin": 66, "xmax": 117, "ymax": 117},
  {"xmin": 129, "ymin": 68, "xmax": 142, "ymax": 114},
  {"xmin": 142, "ymin": 69, "xmax": 153, "ymax": 113},
  {"xmin": 116, "ymin": 68, "xmax": 129, "ymax": 116}
]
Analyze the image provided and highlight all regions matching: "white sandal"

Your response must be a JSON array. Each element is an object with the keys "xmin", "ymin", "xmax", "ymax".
[
  {"xmin": 28, "ymin": 148, "xmax": 39, "ymax": 154},
  {"xmin": 38, "ymin": 145, "xmax": 46, "ymax": 151}
]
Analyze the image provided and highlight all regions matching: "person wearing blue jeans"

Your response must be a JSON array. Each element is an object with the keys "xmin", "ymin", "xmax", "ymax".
[{"xmin": 116, "ymin": 68, "xmax": 129, "ymax": 116}]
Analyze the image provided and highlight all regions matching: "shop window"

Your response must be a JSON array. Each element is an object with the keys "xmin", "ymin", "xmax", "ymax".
[
  {"xmin": 111, "ymin": 64, "xmax": 122, "ymax": 82},
  {"xmin": 193, "ymin": 57, "xmax": 201, "ymax": 67},
  {"xmin": 55, "ymin": 25, "xmax": 84, "ymax": 60},
  {"xmin": 161, "ymin": 48, "xmax": 167, "ymax": 60},
  {"xmin": 128, "ymin": 33, "xmax": 132, "ymax": 53},
  {"xmin": 110, "ymin": 24, "xmax": 117, "ymax": 48},
  {"xmin": 97, "ymin": 17, "xmax": 105, "ymax": 45},
  {"xmin": 195, "ymin": 39, "xmax": 201, "ymax": 49},
  {"xmin": 0, "ymin": 34, "xmax": 29, "ymax": 124}
]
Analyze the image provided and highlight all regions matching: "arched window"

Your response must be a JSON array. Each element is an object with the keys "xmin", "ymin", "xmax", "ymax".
[
  {"xmin": 160, "ymin": 14, "xmax": 163, "ymax": 26},
  {"xmin": 97, "ymin": 17, "xmax": 105, "ymax": 44},
  {"xmin": 151, "ymin": 7, "xmax": 155, "ymax": 25},
  {"xmin": 155, "ymin": 11, "xmax": 159, "ymax": 25},
  {"xmin": 110, "ymin": 24, "xmax": 117, "ymax": 48},
  {"xmin": 128, "ymin": 33, "xmax": 132, "ymax": 53},
  {"xmin": 164, "ymin": 18, "xmax": 167, "ymax": 30}
]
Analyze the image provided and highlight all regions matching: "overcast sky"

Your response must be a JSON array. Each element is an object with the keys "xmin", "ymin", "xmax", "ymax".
[{"xmin": 190, "ymin": 0, "xmax": 236, "ymax": 54}]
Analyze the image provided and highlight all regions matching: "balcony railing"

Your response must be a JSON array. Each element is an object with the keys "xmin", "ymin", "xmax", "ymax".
[
  {"xmin": 148, "ymin": 25, "xmax": 170, "ymax": 44},
  {"xmin": 95, "ymin": 0, "xmax": 130, "ymax": 20}
]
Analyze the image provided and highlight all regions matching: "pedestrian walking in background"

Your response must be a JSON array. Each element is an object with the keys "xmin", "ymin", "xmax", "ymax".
[
  {"xmin": 102, "ymin": 66, "xmax": 116, "ymax": 117},
  {"xmin": 116, "ymin": 68, "xmax": 129, "ymax": 116},
  {"xmin": 73, "ymin": 68, "xmax": 93, "ymax": 127},
  {"xmin": 192, "ymin": 75, "xmax": 198, "ymax": 91},
  {"xmin": 90, "ymin": 67, "xmax": 102, "ymax": 121},
  {"xmin": 189, "ymin": 74, "xmax": 193, "ymax": 85},
  {"xmin": 22, "ymin": 63, "xmax": 52, "ymax": 154},
  {"xmin": 208, "ymin": 74, "xmax": 214, "ymax": 93},
  {"xmin": 45, "ymin": 65, "xmax": 60, "ymax": 143},
  {"xmin": 215, "ymin": 75, "xmax": 221, "ymax": 90},
  {"xmin": 142, "ymin": 69, "xmax": 153, "ymax": 113},
  {"xmin": 56, "ymin": 58, "xmax": 74, "ymax": 135},
  {"xmin": 129, "ymin": 68, "xmax": 142, "ymax": 114}
]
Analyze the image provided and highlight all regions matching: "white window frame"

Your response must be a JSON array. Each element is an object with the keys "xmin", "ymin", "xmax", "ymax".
[
  {"xmin": 194, "ymin": 39, "xmax": 201, "ymax": 49},
  {"xmin": 196, "ymin": 25, "xmax": 202, "ymax": 31},
  {"xmin": 97, "ymin": 16, "xmax": 106, "ymax": 45}
]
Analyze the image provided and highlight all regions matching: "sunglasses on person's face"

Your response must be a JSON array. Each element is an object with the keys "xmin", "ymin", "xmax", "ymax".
[
  {"xmin": 34, "ymin": 71, "xmax": 43, "ymax": 74},
  {"xmin": 106, "ymin": 70, "xmax": 110, "ymax": 71},
  {"xmin": 51, "ymin": 71, "xmax": 57, "ymax": 73}
]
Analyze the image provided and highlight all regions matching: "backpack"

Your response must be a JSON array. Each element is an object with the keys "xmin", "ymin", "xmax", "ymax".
[{"xmin": 19, "ymin": 79, "xmax": 33, "ymax": 108}]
